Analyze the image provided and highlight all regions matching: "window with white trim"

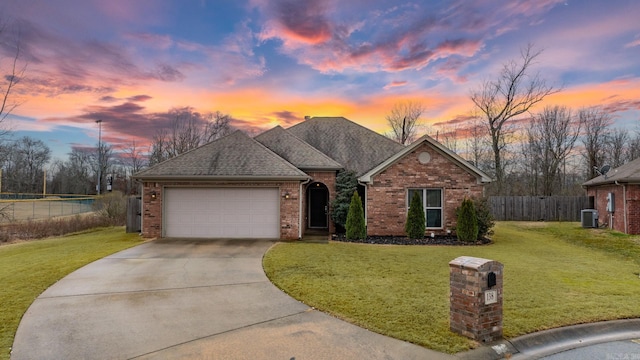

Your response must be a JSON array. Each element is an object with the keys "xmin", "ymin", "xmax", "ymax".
[{"xmin": 407, "ymin": 188, "xmax": 443, "ymax": 228}]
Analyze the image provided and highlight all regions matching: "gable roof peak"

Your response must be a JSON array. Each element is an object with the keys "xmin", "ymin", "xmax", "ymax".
[{"xmin": 359, "ymin": 135, "xmax": 492, "ymax": 184}]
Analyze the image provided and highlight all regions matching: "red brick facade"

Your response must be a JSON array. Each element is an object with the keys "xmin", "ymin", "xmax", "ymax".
[
  {"xmin": 365, "ymin": 143, "xmax": 485, "ymax": 236},
  {"xmin": 140, "ymin": 144, "xmax": 488, "ymax": 240},
  {"xmin": 141, "ymin": 180, "xmax": 301, "ymax": 239},
  {"xmin": 587, "ymin": 184, "xmax": 640, "ymax": 234}
]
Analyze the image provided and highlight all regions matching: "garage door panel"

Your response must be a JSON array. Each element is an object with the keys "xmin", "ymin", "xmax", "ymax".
[{"xmin": 164, "ymin": 188, "xmax": 279, "ymax": 239}]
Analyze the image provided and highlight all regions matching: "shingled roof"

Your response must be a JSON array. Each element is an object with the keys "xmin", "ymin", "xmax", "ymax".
[
  {"xmin": 254, "ymin": 126, "xmax": 342, "ymax": 171},
  {"xmin": 134, "ymin": 130, "xmax": 309, "ymax": 180},
  {"xmin": 583, "ymin": 157, "xmax": 640, "ymax": 186},
  {"xmin": 287, "ymin": 117, "xmax": 405, "ymax": 175}
]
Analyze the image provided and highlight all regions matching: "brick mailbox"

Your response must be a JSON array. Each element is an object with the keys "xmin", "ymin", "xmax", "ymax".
[{"xmin": 449, "ymin": 256, "xmax": 503, "ymax": 343}]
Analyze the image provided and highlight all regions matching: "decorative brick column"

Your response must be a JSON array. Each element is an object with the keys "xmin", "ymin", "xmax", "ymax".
[{"xmin": 449, "ymin": 256, "xmax": 503, "ymax": 343}]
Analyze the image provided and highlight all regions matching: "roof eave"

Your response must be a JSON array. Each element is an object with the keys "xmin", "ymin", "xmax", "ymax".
[
  {"xmin": 583, "ymin": 178, "xmax": 640, "ymax": 187},
  {"xmin": 299, "ymin": 166, "xmax": 343, "ymax": 171},
  {"xmin": 132, "ymin": 175, "xmax": 311, "ymax": 182}
]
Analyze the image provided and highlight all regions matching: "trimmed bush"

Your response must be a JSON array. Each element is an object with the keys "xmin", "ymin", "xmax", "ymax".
[
  {"xmin": 457, "ymin": 197, "xmax": 479, "ymax": 242},
  {"xmin": 345, "ymin": 191, "xmax": 366, "ymax": 240},
  {"xmin": 405, "ymin": 192, "xmax": 425, "ymax": 239},
  {"xmin": 474, "ymin": 197, "xmax": 495, "ymax": 239}
]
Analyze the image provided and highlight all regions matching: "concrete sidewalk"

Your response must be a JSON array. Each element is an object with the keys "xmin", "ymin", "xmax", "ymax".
[{"xmin": 11, "ymin": 239, "xmax": 451, "ymax": 360}]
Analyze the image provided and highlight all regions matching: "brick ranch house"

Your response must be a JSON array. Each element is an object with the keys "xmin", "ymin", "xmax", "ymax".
[
  {"xmin": 133, "ymin": 117, "xmax": 492, "ymax": 240},
  {"xmin": 583, "ymin": 157, "xmax": 640, "ymax": 234}
]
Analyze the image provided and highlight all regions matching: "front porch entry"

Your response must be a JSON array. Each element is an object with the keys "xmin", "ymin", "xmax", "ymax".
[{"xmin": 307, "ymin": 182, "xmax": 329, "ymax": 229}]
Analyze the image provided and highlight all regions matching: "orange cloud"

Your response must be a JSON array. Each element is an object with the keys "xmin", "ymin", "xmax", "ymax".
[{"xmin": 544, "ymin": 77, "xmax": 640, "ymax": 114}]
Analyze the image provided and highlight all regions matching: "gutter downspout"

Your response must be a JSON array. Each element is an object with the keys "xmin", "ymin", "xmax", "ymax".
[
  {"xmin": 299, "ymin": 178, "xmax": 312, "ymax": 239},
  {"xmin": 615, "ymin": 181, "xmax": 627, "ymax": 234}
]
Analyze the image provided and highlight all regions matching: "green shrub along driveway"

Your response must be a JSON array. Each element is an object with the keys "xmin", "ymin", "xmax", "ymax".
[
  {"xmin": 263, "ymin": 222, "xmax": 640, "ymax": 354},
  {"xmin": 0, "ymin": 228, "xmax": 143, "ymax": 360}
]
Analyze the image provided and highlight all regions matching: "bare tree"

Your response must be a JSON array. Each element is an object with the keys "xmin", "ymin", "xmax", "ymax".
[
  {"xmin": 88, "ymin": 142, "xmax": 114, "ymax": 194},
  {"xmin": 434, "ymin": 124, "xmax": 460, "ymax": 153},
  {"xmin": 524, "ymin": 106, "xmax": 580, "ymax": 195},
  {"xmin": 385, "ymin": 101, "xmax": 425, "ymax": 144},
  {"xmin": 605, "ymin": 128, "xmax": 629, "ymax": 167},
  {"xmin": 122, "ymin": 140, "xmax": 147, "ymax": 174},
  {"xmin": 121, "ymin": 140, "xmax": 147, "ymax": 194},
  {"xmin": 203, "ymin": 111, "xmax": 233, "ymax": 143},
  {"xmin": 148, "ymin": 129, "xmax": 169, "ymax": 166},
  {"xmin": 580, "ymin": 107, "xmax": 612, "ymax": 179},
  {"xmin": 626, "ymin": 131, "xmax": 640, "ymax": 162},
  {"xmin": 149, "ymin": 108, "xmax": 233, "ymax": 166},
  {"xmin": 0, "ymin": 21, "xmax": 26, "ymax": 138},
  {"xmin": 464, "ymin": 117, "xmax": 491, "ymax": 171},
  {"xmin": 2, "ymin": 136, "xmax": 51, "ymax": 193},
  {"xmin": 470, "ymin": 44, "xmax": 559, "ymax": 189},
  {"xmin": 62, "ymin": 148, "xmax": 94, "ymax": 194}
]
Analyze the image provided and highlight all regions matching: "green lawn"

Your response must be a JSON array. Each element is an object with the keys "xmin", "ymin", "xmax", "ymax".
[
  {"xmin": 0, "ymin": 228, "xmax": 143, "ymax": 360},
  {"xmin": 263, "ymin": 222, "xmax": 640, "ymax": 354}
]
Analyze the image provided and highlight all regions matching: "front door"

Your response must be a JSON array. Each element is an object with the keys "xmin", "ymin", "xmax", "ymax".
[{"xmin": 308, "ymin": 185, "xmax": 328, "ymax": 228}]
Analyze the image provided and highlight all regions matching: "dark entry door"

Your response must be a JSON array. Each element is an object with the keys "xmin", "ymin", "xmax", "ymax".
[{"xmin": 309, "ymin": 187, "xmax": 328, "ymax": 228}]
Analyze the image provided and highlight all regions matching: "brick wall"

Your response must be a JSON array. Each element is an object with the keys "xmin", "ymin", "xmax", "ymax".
[
  {"xmin": 280, "ymin": 182, "xmax": 301, "ymax": 239},
  {"xmin": 141, "ymin": 180, "xmax": 301, "ymax": 239},
  {"xmin": 586, "ymin": 184, "xmax": 640, "ymax": 234},
  {"xmin": 142, "ymin": 182, "xmax": 163, "ymax": 238},
  {"xmin": 365, "ymin": 143, "xmax": 485, "ymax": 236},
  {"xmin": 628, "ymin": 185, "xmax": 640, "ymax": 234}
]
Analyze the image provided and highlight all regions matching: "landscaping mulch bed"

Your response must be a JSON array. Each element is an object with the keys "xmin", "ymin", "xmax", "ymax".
[{"xmin": 332, "ymin": 234, "xmax": 491, "ymax": 246}]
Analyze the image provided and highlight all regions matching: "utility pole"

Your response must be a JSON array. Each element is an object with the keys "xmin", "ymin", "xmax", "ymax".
[{"xmin": 96, "ymin": 119, "xmax": 102, "ymax": 195}]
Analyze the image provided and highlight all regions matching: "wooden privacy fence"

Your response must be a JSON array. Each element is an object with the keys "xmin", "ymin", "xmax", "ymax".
[
  {"xmin": 126, "ymin": 196, "xmax": 141, "ymax": 233},
  {"xmin": 489, "ymin": 196, "xmax": 590, "ymax": 221}
]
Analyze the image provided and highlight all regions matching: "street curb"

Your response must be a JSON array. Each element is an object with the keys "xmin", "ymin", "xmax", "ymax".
[{"xmin": 454, "ymin": 319, "xmax": 640, "ymax": 359}]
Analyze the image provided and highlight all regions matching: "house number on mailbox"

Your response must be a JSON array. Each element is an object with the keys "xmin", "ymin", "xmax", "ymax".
[{"xmin": 485, "ymin": 289, "xmax": 498, "ymax": 305}]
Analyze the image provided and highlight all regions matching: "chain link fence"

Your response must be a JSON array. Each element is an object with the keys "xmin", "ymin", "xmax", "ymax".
[{"xmin": 0, "ymin": 194, "xmax": 96, "ymax": 223}]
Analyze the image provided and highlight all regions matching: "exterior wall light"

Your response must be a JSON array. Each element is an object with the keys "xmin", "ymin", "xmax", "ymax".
[
  {"xmin": 283, "ymin": 192, "xmax": 290, "ymax": 199},
  {"xmin": 150, "ymin": 191, "xmax": 157, "ymax": 200}
]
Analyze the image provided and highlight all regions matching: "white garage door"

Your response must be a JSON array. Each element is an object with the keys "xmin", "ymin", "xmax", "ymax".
[{"xmin": 164, "ymin": 188, "xmax": 280, "ymax": 238}]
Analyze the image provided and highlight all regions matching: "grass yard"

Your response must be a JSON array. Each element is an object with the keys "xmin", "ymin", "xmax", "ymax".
[
  {"xmin": 0, "ymin": 227, "xmax": 143, "ymax": 360},
  {"xmin": 263, "ymin": 222, "xmax": 640, "ymax": 354}
]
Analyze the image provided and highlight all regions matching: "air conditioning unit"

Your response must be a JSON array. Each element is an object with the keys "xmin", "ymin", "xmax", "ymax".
[{"xmin": 581, "ymin": 209, "xmax": 598, "ymax": 228}]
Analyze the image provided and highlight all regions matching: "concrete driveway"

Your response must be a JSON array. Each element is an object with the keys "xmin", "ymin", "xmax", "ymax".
[{"xmin": 12, "ymin": 239, "xmax": 451, "ymax": 360}]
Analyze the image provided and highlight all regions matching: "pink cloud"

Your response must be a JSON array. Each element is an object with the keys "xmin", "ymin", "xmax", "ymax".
[
  {"xmin": 271, "ymin": 110, "xmax": 301, "ymax": 125},
  {"xmin": 625, "ymin": 38, "xmax": 640, "ymax": 48},
  {"xmin": 435, "ymin": 57, "xmax": 472, "ymax": 84},
  {"xmin": 275, "ymin": 0, "xmax": 333, "ymax": 45},
  {"xmin": 602, "ymin": 99, "xmax": 640, "ymax": 114},
  {"xmin": 94, "ymin": 0, "xmax": 168, "ymax": 25},
  {"xmin": 255, "ymin": 1, "xmax": 545, "ymax": 75},
  {"xmin": 124, "ymin": 33, "xmax": 174, "ymax": 50},
  {"xmin": 384, "ymin": 81, "xmax": 408, "ymax": 90}
]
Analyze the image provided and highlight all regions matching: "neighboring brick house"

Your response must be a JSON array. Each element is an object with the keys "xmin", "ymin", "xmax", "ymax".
[
  {"xmin": 583, "ymin": 157, "xmax": 640, "ymax": 234},
  {"xmin": 134, "ymin": 117, "xmax": 492, "ymax": 240}
]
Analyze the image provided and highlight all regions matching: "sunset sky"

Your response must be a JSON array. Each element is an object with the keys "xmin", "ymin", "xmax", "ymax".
[{"xmin": 1, "ymin": 0, "xmax": 639, "ymax": 161}]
